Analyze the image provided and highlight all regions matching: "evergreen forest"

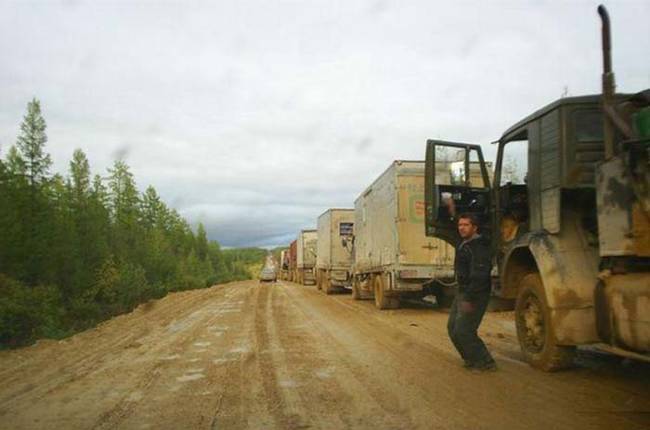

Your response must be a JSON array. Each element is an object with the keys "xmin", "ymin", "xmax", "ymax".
[{"xmin": 0, "ymin": 99, "xmax": 266, "ymax": 348}]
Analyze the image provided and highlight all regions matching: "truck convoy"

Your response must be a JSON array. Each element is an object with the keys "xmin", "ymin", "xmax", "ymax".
[
  {"xmin": 296, "ymin": 230, "xmax": 318, "ymax": 285},
  {"xmin": 316, "ymin": 209, "xmax": 355, "ymax": 294},
  {"xmin": 277, "ymin": 6, "xmax": 648, "ymax": 370},
  {"xmin": 424, "ymin": 5, "xmax": 649, "ymax": 369},
  {"xmin": 288, "ymin": 240, "xmax": 297, "ymax": 282},
  {"xmin": 352, "ymin": 161, "xmax": 456, "ymax": 309},
  {"xmin": 279, "ymin": 250, "xmax": 289, "ymax": 281}
]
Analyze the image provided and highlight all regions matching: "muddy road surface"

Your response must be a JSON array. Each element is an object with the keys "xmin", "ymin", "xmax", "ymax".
[{"xmin": 1, "ymin": 280, "xmax": 648, "ymax": 430}]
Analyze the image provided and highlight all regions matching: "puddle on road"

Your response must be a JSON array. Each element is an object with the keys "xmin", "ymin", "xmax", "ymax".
[
  {"xmin": 229, "ymin": 345, "xmax": 251, "ymax": 354},
  {"xmin": 279, "ymin": 379, "xmax": 298, "ymax": 388},
  {"xmin": 126, "ymin": 391, "xmax": 144, "ymax": 402},
  {"xmin": 160, "ymin": 354, "xmax": 181, "ymax": 361},
  {"xmin": 315, "ymin": 368, "xmax": 336, "ymax": 379},
  {"xmin": 216, "ymin": 309, "xmax": 242, "ymax": 314},
  {"xmin": 177, "ymin": 374, "xmax": 204, "ymax": 382},
  {"xmin": 177, "ymin": 368, "xmax": 205, "ymax": 382}
]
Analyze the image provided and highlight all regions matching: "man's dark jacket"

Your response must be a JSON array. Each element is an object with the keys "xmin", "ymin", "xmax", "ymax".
[{"xmin": 455, "ymin": 235, "xmax": 492, "ymax": 302}]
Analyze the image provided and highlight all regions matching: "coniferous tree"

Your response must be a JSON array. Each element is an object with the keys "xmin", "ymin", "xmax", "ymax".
[
  {"xmin": 107, "ymin": 160, "xmax": 142, "ymax": 262},
  {"xmin": 13, "ymin": 99, "xmax": 53, "ymax": 285},
  {"xmin": 16, "ymin": 98, "xmax": 51, "ymax": 189},
  {"xmin": 0, "ymin": 98, "xmax": 263, "ymax": 348}
]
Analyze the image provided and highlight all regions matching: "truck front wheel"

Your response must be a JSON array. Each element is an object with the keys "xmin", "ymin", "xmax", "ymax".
[{"xmin": 515, "ymin": 273, "xmax": 576, "ymax": 371}]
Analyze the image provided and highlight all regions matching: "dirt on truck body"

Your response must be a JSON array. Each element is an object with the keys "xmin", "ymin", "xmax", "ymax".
[
  {"xmin": 316, "ymin": 208, "xmax": 355, "ymax": 294},
  {"xmin": 424, "ymin": 6, "xmax": 650, "ymax": 370},
  {"xmin": 296, "ymin": 229, "xmax": 317, "ymax": 285},
  {"xmin": 352, "ymin": 160, "xmax": 457, "ymax": 309}
]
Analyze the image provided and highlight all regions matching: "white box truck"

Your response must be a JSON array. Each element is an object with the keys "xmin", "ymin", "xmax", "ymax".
[{"xmin": 316, "ymin": 209, "xmax": 355, "ymax": 294}]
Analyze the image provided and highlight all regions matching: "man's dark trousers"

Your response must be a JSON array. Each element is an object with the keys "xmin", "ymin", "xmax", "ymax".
[{"xmin": 447, "ymin": 291, "xmax": 494, "ymax": 366}]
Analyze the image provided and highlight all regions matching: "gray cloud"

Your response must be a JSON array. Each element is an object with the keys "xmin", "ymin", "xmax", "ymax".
[{"xmin": 1, "ymin": 0, "xmax": 649, "ymax": 247}]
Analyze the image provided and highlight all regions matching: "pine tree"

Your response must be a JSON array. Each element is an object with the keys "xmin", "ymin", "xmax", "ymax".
[
  {"xmin": 141, "ymin": 186, "xmax": 165, "ymax": 229},
  {"xmin": 13, "ymin": 100, "xmax": 54, "ymax": 285},
  {"xmin": 107, "ymin": 160, "xmax": 142, "ymax": 262},
  {"xmin": 70, "ymin": 149, "xmax": 91, "ymax": 206},
  {"xmin": 16, "ymin": 98, "xmax": 51, "ymax": 189}
]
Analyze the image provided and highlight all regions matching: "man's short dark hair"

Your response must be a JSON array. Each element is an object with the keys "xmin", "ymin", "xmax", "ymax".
[{"xmin": 458, "ymin": 212, "xmax": 479, "ymax": 227}]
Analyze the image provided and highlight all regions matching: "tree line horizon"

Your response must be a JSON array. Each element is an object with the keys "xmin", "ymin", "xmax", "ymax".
[{"xmin": 0, "ymin": 98, "xmax": 267, "ymax": 348}]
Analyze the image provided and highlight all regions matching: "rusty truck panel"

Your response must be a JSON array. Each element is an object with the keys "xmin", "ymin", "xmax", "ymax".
[
  {"xmin": 354, "ymin": 160, "xmax": 455, "ymax": 293},
  {"xmin": 316, "ymin": 209, "xmax": 354, "ymax": 288},
  {"xmin": 296, "ymin": 230, "xmax": 317, "ymax": 285},
  {"xmin": 289, "ymin": 240, "xmax": 297, "ymax": 281}
]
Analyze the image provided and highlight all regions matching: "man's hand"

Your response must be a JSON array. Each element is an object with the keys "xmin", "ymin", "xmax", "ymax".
[{"xmin": 460, "ymin": 300, "xmax": 476, "ymax": 313}]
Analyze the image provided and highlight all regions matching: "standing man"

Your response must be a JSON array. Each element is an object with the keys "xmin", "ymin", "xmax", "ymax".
[{"xmin": 447, "ymin": 213, "xmax": 496, "ymax": 371}]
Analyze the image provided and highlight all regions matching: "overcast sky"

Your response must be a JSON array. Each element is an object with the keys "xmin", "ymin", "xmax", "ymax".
[{"xmin": 1, "ymin": 0, "xmax": 648, "ymax": 247}]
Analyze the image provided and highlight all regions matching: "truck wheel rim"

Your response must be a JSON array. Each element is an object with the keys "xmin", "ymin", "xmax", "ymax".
[{"xmin": 519, "ymin": 292, "xmax": 545, "ymax": 353}]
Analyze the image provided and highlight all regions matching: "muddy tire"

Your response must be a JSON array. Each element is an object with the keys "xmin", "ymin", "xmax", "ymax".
[
  {"xmin": 322, "ymin": 273, "xmax": 333, "ymax": 295},
  {"xmin": 435, "ymin": 292, "xmax": 454, "ymax": 308},
  {"xmin": 351, "ymin": 278, "xmax": 362, "ymax": 300},
  {"xmin": 316, "ymin": 270, "xmax": 322, "ymax": 290},
  {"xmin": 515, "ymin": 273, "xmax": 576, "ymax": 371},
  {"xmin": 374, "ymin": 274, "xmax": 399, "ymax": 310}
]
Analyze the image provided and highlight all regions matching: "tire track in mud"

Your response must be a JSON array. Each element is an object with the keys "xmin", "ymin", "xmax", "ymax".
[
  {"xmin": 0, "ymin": 285, "xmax": 220, "ymax": 382},
  {"xmin": 284, "ymin": 283, "xmax": 650, "ymax": 430},
  {"xmin": 207, "ymin": 283, "xmax": 265, "ymax": 430},
  {"xmin": 251, "ymin": 283, "xmax": 303, "ymax": 429},
  {"xmin": 279, "ymin": 283, "xmax": 418, "ymax": 429},
  {"xmin": 302, "ymin": 288, "xmax": 578, "ymax": 429},
  {"xmin": 266, "ymin": 284, "xmax": 353, "ymax": 428},
  {"xmin": 0, "ymin": 283, "xmax": 238, "ymax": 422},
  {"xmin": 2, "ymin": 280, "xmax": 649, "ymax": 430},
  {"xmin": 90, "ymin": 284, "xmax": 255, "ymax": 430}
]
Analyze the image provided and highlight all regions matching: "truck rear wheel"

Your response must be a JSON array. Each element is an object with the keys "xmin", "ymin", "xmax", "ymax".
[
  {"xmin": 316, "ymin": 270, "xmax": 322, "ymax": 290},
  {"xmin": 515, "ymin": 273, "xmax": 576, "ymax": 371},
  {"xmin": 352, "ymin": 277, "xmax": 362, "ymax": 300},
  {"xmin": 322, "ymin": 273, "xmax": 333, "ymax": 295},
  {"xmin": 374, "ymin": 274, "xmax": 399, "ymax": 310}
]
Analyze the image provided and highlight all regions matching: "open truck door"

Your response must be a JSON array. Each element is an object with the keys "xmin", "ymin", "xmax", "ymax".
[{"xmin": 424, "ymin": 139, "xmax": 492, "ymax": 246}]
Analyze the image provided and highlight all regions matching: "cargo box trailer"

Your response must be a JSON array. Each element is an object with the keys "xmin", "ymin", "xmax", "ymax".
[
  {"xmin": 352, "ymin": 160, "xmax": 457, "ymax": 309},
  {"xmin": 316, "ymin": 209, "xmax": 355, "ymax": 294},
  {"xmin": 279, "ymin": 250, "xmax": 289, "ymax": 280},
  {"xmin": 296, "ymin": 230, "xmax": 317, "ymax": 285},
  {"xmin": 289, "ymin": 240, "xmax": 297, "ymax": 282}
]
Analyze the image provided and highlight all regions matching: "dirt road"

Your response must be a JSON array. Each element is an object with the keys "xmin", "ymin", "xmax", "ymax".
[{"xmin": 1, "ymin": 280, "xmax": 648, "ymax": 430}]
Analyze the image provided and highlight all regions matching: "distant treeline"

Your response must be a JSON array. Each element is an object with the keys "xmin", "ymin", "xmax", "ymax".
[{"xmin": 0, "ymin": 99, "xmax": 265, "ymax": 348}]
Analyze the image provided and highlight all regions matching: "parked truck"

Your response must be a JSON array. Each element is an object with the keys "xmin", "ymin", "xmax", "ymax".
[
  {"xmin": 296, "ymin": 230, "xmax": 317, "ymax": 285},
  {"xmin": 288, "ymin": 240, "xmax": 297, "ymax": 282},
  {"xmin": 279, "ymin": 250, "xmax": 289, "ymax": 280},
  {"xmin": 352, "ymin": 160, "xmax": 457, "ymax": 309},
  {"xmin": 316, "ymin": 209, "xmax": 355, "ymax": 294},
  {"xmin": 424, "ymin": 5, "xmax": 649, "ymax": 370}
]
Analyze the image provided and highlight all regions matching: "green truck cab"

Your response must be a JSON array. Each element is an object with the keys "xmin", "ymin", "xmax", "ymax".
[{"xmin": 424, "ymin": 6, "xmax": 649, "ymax": 370}]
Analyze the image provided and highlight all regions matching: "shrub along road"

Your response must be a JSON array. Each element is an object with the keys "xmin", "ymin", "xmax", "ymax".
[{"xmin": 0, "ymin": 280, "xmax": 648, "ymax": 429}]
